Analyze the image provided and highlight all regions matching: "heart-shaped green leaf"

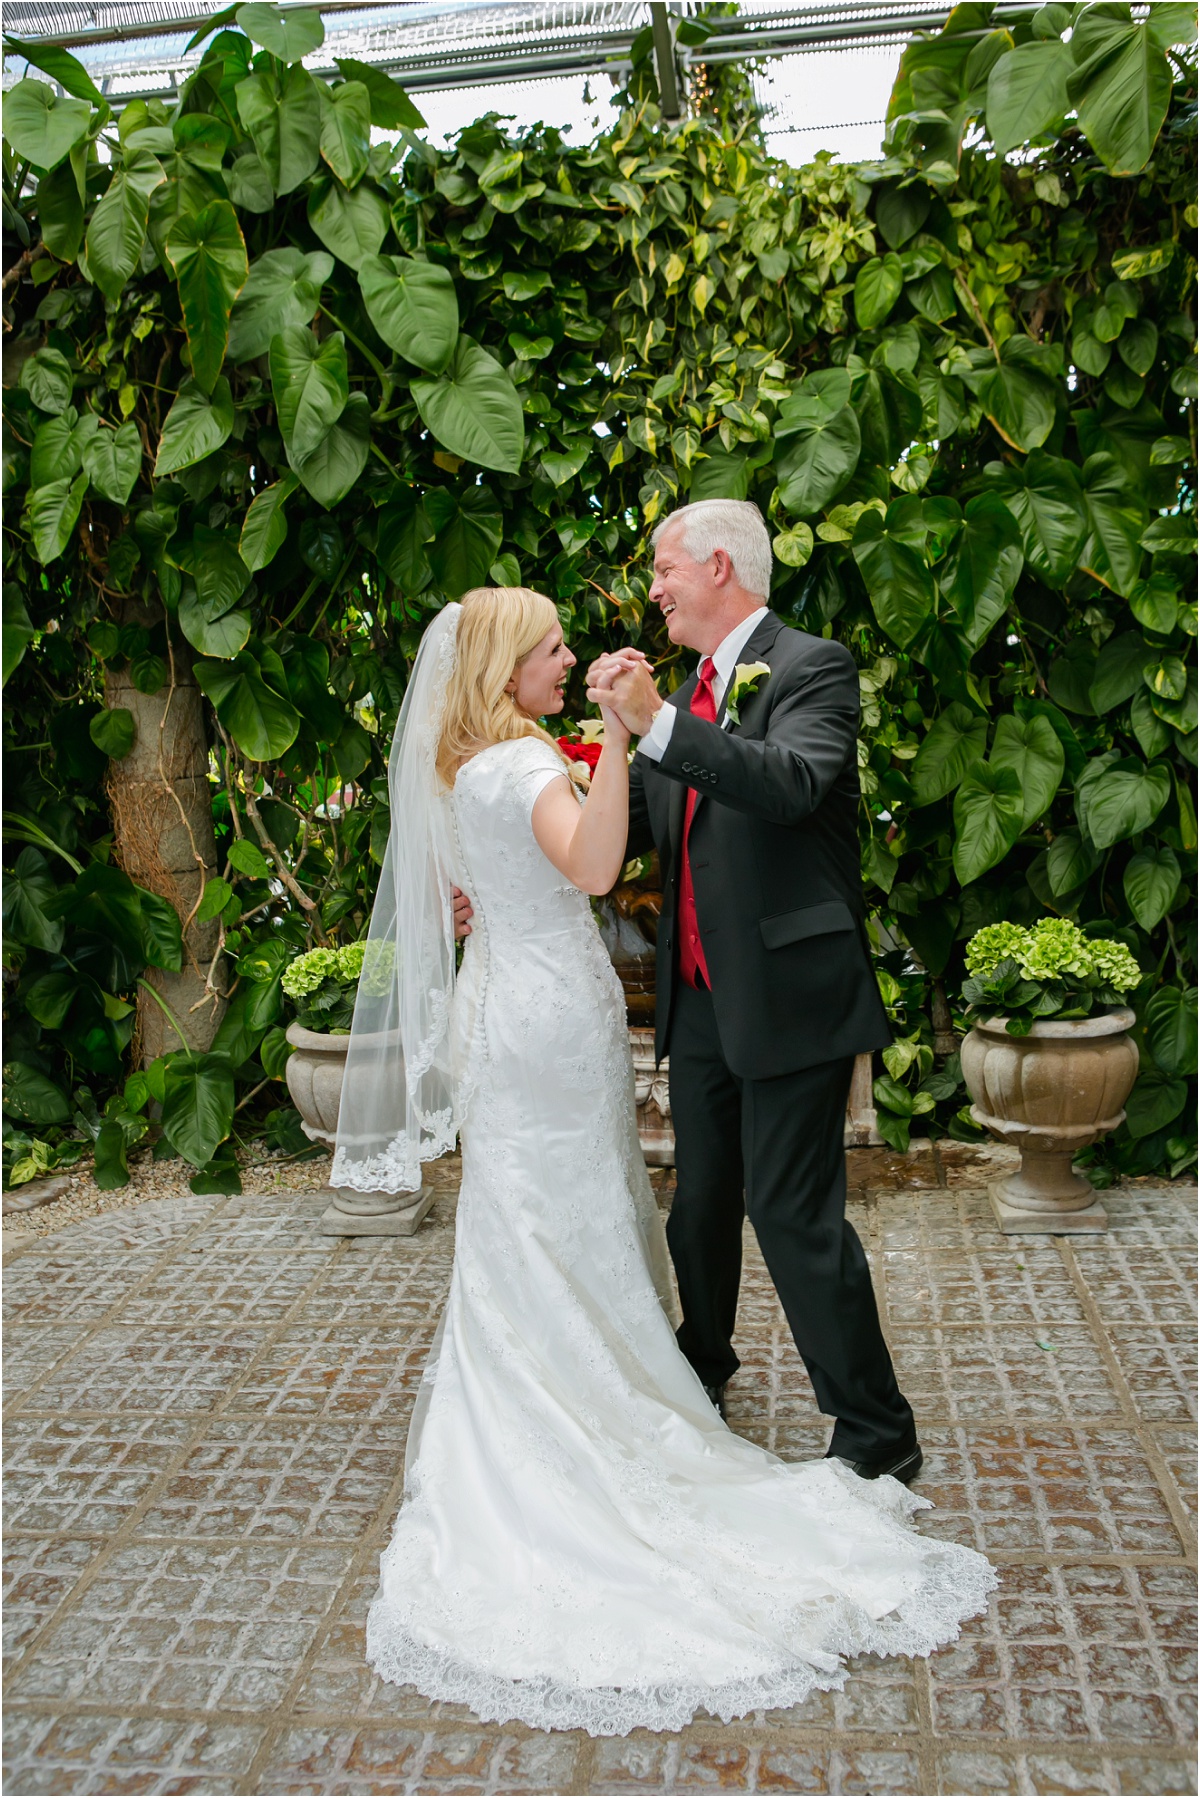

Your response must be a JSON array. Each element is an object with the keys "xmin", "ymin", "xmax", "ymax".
[
  {"xmin": 851, "ymin": 506, "xmax": 935, "ymax": 649},
  {"xmin": 1124, "ymin": 845, "xmax": 1181, "ymax": 931},
  {"xmin": 40, "ymin": 421, "xmax": 102, "ymax": 506},
  {"xmin": 161, "ymin": 1051, "xmax": 237, "ymax": 1167},
  {"xmin": 35, "ymin": 151, "xmax": 87, "ymax": 261},
  {"xmin": 194, "ymin": 652, "xmax": 301, "ymax": 761},
  {"xmin": 88, "ymin": 706, "xmax": 136, "ymax": 759},
  {"xmin": 292, "ymin": 392, "xmax": 370, "ymax": 508},
  {"xmin": 1076, "ymin": 756, "xmax": 1170, "ymax": 849},
  {"xmin": 1079, "ymin": 452, "xmax": 1147, "ymax": 597},
  {"xmin": 85, "ymin": 151, "xmax": 165, "ymax": 302},
  {"xmin": 81, "ymin": 421, "xmax": 142, "ymax": 505},
  {"xmin": 983, "ymin": 450, "xmax": 1088, "ymax": 586},
  {"xmin": 989, "ymin": 712, "xmax": 1065, "ymax": 828},
  {"xmin": 911, "ymin": 701, "xmax": 989, "ymax": 805},
  {"xmin": 155, "ymin": 377, "xmax": 235, "ymax": 476},
  {"xmin": 1145, "ymin": 984, "xmax": 1198, "ymax": 1078},
  {"xmin": 985, "ymin": 39, "xmax": 1070, "ymax": 154},
  {"xmin": 27, "ymin": 471, "xmax": 88, "ymax": 563},
  {"xmin": 319, "ymin": 79, "xmax": 371, "ymax": 186},
  {"xmin": 2, "ymin": 79, "xmax": 92, "ymax": 170},
  {"xmin": 306, "ymin": 174, "xmax": 389, "ymax": 269},
  {"xmin": 227, "ymin": 247, "xmax": 333, "ymax": 362},
  {"xmin": 170, "ymin": 526, "xmax": 251, "ymax": 618},
  {"xmin": 1089, "ymin": 630, "xmax": 1151, "ymax": 712},
  {"xmin": 853, "ymin": 254, "xmax": 904, "ymax": 329},
  {"xmin": 938, "ymin": 493, "xmax": 1023, "ymax": 644},
  {"xmin": 412, "ymin": 337, "xmax": 525, "ymax": 474},
  {"xmin": 20, "ymin": 347, "xmax": 75, "ymax": 416},
  {"xmin": 226, "ymin": 151, "xmax": 274, "ymax": 213},
  {"xmin": 377, "ymin": 491, "xmax": 434, "ymax": 591},
  {"xmin": 235, "ymin": 2, "xmax": 324, "ymax": 59},
  {"xmin": 234, "ymin": 64, "xmax": 320, "ymax": 196},
  {"xmin": 358, "ymin": 254, "xmax": 459, "ymax": 374},
  {"xmin": 166, "ymin": 199, "xmax": 248, "ymax": 393},
  {"xmin": 269, "ymin": 327, "xmax": 349, "ymax": 462},
  {"xmin": 953, "ymin": 762, "xmax": 1024, "ymax": 884},
  {"xmin": 239, "ymin": 471, "xmax": 298, "ymax": 572},
  {"xmin": 1069, "ymin": 7, "xmax": 1172, "ymax": 176},
  {"xmin": 179, "ymin": 591, "xmax": 252, "ymax": 658},
  {"xmin": 333, "ymin": 56, "xmax": 426, "ymax": 129},
  {"xmin": 425, "ymin": 487, "xmax": 503, "ymax": 595}
]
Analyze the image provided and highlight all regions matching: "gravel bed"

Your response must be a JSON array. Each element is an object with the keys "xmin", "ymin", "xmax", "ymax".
[{"xmin": 2, "ymin": 1145, "xmax": 336, "ymax": 1244}]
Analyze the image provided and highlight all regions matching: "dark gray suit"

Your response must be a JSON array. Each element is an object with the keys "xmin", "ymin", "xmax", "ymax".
[{"xmin": 627, "ymin": 611, "xmax": 913, "ymax": 1459}]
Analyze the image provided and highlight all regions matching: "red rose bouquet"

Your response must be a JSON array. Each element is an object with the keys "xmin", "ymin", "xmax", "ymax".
[{"xmin": 556, "ymin": 736, "xmax": 603, "ymax": 774}]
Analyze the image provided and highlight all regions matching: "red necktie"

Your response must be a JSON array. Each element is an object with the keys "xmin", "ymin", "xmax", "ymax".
[{"xmin": 677, "ymin": 657, "xmax": 717, "ymax": 990}]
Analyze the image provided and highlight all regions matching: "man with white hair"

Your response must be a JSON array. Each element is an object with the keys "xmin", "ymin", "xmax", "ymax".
[{"xmin": 588, "ymin": 498, "xmax": 918, "ymax": 1484}]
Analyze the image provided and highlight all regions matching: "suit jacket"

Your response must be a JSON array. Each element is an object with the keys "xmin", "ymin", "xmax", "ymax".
[{"xmin": 627, "ymin": 611, "xmax": 892, "ymax": 1081}]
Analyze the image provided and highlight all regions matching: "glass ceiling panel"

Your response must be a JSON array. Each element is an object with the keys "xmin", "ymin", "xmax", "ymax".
[{"xmin": 0, "ymin": 2, "xmax": 982, "ymax": 161}]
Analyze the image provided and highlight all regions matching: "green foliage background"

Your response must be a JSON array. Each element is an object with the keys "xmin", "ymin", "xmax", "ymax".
[{"xmin": 2, "ymin": 1, "xmax": 1196, "ymax": 1192}]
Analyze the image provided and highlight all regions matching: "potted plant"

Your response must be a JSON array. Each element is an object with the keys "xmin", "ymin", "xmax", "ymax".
[
  {"xmin": 282, "ymin": 941, "xmax": 431, "ymax": 1237},
  {"xmin": 282, "ymin": 941, "xmax": 366, "ymax": 1141},
  {"xmin": 959, "ymin": 919, "xmax": 1142, "ymax": 1232}
]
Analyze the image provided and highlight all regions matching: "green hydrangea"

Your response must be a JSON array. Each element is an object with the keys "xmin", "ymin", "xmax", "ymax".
[
  {"xmin": 282, "ymin": 942, "xmax": 369, "ymax": 998},
  {"xmin": 1089, "ymin": 938, "xmax": 1141, "ymax": 992},
  {"xmin": 359, "ymin": 939, "xmax": 395, "ymax": 998},
  {"xmin": 964, "ymin": 917, "xmax": 1141, "ymax": 1001},
  {"xmin": 964, "ymin": 921, "xmax": 1030, "ymax": 977},
  {"xmin": 281, "ymin": 946, "xmax": 338, "ymax": 998},
  {"xmin": 1019, "ymin": 918, "xmax": 1095, "ymax": 981},
  {"xmin": 336, "ymin": 941, "xmax": 367, "ymax": 982}
]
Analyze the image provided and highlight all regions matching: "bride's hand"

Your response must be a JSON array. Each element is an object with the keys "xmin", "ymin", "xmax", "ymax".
[{"xmin": 597, "ymin": 701, "xmax": 632, "ymax": 753}]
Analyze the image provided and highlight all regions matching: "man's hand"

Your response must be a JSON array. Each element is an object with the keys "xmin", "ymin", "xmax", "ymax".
[
  {"xmin": 586, "ymin": 657, "xmax": 664, "ymax": 738},
  {"xmin": 587, "ymin": 647, "xmax": 648, "ymax": 694},
  {"xmin": 452, "ymin": 886, "xmax": 473, "ymax": 938}
]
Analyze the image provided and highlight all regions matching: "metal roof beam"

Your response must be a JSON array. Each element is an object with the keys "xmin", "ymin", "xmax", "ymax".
[{"xmin": 3, "ymin": 1, "xmax": 1040, "ymax": 111}]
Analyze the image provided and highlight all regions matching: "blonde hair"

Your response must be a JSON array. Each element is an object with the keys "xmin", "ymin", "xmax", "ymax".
[{"xmin": 436, "ymin": 586, "xmax": 586, "ymax": 790}]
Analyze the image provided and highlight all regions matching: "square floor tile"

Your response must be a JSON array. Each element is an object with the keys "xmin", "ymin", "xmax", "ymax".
[
  {"xmin": 3, "ymin": 1414, "xmax": 193, "ymax": 1534},
  {"xmin": 136, "ymin": 1414, "xmax": 406, "ymax": 1543},
  {"xmin": 25, "ymin": 1326, "xmax": 265, "ymax": 1415},
  {"xmin": 5, "ymin": 1539, "xmax": 354, "ymax": 1711}
]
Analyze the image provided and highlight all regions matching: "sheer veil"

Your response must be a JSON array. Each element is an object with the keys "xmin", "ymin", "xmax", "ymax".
[{"xmin": 330, "ymin": 604, "xmax": 463, "ymax": 1194}]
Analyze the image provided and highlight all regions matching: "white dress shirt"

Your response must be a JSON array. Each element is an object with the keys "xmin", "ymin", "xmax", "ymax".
[{"xmin": 636, "ymin": 606, "xmax": 771, "ymax": 762}]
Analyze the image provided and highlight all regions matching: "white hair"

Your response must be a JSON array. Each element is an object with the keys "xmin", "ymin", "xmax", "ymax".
[{"xmin": 652, "ymin": 499, "xmax": 772, "ymax": 600}]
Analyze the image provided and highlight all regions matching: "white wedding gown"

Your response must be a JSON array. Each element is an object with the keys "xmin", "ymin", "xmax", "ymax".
[{"xmin": 366, "ymin": 737, "xmax": 995, "ymax": 1735}]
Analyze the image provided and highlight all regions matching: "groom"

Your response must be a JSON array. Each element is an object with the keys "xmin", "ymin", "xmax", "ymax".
[{"xmin": 588, "ymin": 498, "xmax": 920, "ymax": 1482}]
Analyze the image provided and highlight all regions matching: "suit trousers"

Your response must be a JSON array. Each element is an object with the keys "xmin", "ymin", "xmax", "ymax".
[{"xmin": 665, "ymin": 979, "xmax": 915, "ymax": 1461}]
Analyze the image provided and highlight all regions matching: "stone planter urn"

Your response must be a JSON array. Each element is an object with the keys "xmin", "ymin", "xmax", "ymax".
[
  {"xmin": 284, "ymin": 1022, "xmax": 433, "ymax": 1237},
  {"xmin": 960, "ymin": 1006, "xmax": 1139, "ymax": 1234}
]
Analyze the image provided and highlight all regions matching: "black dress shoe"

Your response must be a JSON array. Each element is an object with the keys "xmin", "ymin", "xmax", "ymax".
[
  {"xmin": 703, "ymin": 1382, "xmax": 728, "ymax": 1420},
  {"xmin": 826, "ymin": 1442, "xmax": 923, "ymax": 1485}
]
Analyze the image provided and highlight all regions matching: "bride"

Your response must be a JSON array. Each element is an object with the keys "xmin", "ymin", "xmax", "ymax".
[{"xmin": 330, "ymin": 585, "xmax": 994, "ymax": 1737}]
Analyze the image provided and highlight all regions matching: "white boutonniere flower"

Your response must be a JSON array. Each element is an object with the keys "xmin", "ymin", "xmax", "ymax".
[{"xmin": 725, "ymin": 661, "xmax": 770, "ymax": 725}]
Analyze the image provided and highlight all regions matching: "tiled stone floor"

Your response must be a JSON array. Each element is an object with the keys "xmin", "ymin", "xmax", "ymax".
[{"xmin": 3, "ymin": 1151, "xmax": 1196, "ymax": 1797}]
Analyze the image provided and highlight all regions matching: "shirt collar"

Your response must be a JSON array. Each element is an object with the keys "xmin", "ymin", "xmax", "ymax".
[{"xmin": 709, "ymin": 606, "xmax": 771, "ymax": 689}]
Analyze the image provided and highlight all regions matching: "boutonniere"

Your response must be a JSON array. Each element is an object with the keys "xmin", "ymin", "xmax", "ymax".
[{"xmin": 725, "ymin": 661, "xmax": 770, "ymax": 725}]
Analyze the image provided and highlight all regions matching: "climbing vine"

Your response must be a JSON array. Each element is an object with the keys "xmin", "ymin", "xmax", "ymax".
[{"xmin": 2, "ymin": 1, "xmax": 1195, "ymax": 1191}]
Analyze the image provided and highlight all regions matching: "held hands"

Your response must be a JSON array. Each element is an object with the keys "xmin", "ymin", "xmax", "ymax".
[{"xmin": 586, "ymin": 649, "xmax": 665, "ymax": 740}]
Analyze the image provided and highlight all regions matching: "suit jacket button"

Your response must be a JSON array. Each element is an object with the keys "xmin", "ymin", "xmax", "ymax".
[{"xmin": 682, "ymin": 760, "xmax": 692, "ymax": 774}]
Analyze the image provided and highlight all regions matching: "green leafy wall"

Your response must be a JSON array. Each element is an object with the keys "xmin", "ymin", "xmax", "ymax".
[{"xmin": 2, "ymin": 1, "xmax": 1196, "ymax": 1191}]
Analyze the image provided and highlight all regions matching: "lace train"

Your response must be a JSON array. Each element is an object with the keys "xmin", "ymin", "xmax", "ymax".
[{"xmin": 366, "ymin": 1510, "xmax": 997, "ymax": 1736}]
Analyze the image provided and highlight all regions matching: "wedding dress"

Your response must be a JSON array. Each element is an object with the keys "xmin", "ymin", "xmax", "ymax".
[{"xmin": 364, "ymin": 734, "xmax": 996, "ymax": 1736}]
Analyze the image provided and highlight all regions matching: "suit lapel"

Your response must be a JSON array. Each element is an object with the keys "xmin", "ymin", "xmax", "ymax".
[
  {"xmin": 694, "ymin": 612, "xmax": 785, "ymax": 815},
  {"xmin": 717, "ymin": 611, "xmax": 784, "ymax": 729},
  {"xmin": 664, "ymin": 678, "xmax": 693, "ymax": 870}
]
